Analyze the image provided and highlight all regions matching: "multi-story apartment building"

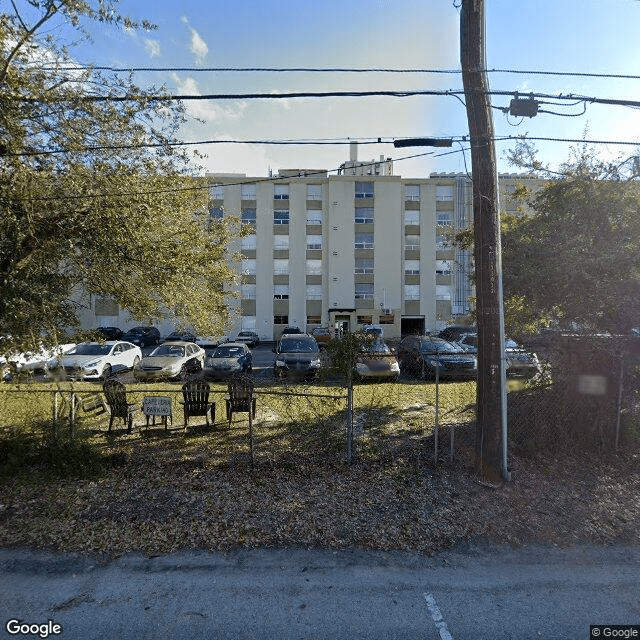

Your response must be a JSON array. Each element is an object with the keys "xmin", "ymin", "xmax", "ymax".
[
  {"xmin": 208, "ymin": 147, "xmax": 544, "ymax": 341},
  {"xmin": 77, "ymin": 145, "xmax": 543, "ymax": 339}
]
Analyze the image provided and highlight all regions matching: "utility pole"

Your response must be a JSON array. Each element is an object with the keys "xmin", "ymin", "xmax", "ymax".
[{"xmin": 460, "ymin": 0, "xmax": 508, "ymax": 483}]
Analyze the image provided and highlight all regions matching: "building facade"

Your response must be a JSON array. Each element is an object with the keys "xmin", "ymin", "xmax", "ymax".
[
  {"xmin": 76, "ymin": 147, "xmax": 543, "ymax": 340},
  {"xmin": 208, "ymin": 152, "xmax": 543, "ymax": 341}
]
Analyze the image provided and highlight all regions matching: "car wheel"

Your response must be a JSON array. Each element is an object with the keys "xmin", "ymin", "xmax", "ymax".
[
  {"xmin": 132, "ymin": 356, "xmax": 140, "ymax": 368},
  {"xmin": 102, "ymin": 364, "xmax": 112, "ymax": 380}
]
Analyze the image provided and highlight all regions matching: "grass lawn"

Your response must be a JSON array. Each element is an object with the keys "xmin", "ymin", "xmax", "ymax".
[{"xmin": 1, "ymin": 377, "xmax": 638, "ymax": 555}]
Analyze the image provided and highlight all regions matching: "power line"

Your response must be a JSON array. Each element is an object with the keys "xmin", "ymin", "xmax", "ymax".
[
  {"xmin": 10, "ymin": 150, "xmax": 441, "ymax": 203},
  {"xmin": 10, "ymin": 88, "xmax": 640, "ymax": 110},
  {"xmin": 38, "ymin": 64, "xmax": 640, "ymax": 81},
  {"xmin": 6, "ymin": 134, "xmax": 639, "ymax": 159}
]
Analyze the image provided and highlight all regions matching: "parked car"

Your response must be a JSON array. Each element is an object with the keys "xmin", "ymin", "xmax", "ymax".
[
  {"xmin": 355, "ymin": 340, "xmax": 400, "ymax": 381},
  {"xmin": 281, "ymin": 326, "xmax": 303, "ymax": 335},
  {"xmin": 438, "ymin": 325, "xmax": 477, "ymax": 343},
  {"xmin": 47, "ymin": 341, "xmax": 141, "ymax": 380},
  {"xmin": 96, "ymin": 326, "xmax": 123, "ymax": 341},
  {"xmin": 5, "ymin": 342, "xmax": 76, "ymax": 377},
  {"xmin": 164, "ymin": 330, "xmax": 197, "ymax": 343},
  {"xmin": 134, "ymin": 341, "xmax": 205, "ymax": 381},
  {"xmin": 454, "ymin": 333, "xmax": 542, "ymax": 378},
  {"xmin": 273, "ymin": 334, "xmax": 322, "ymax": 378},
  {"xmin": 196, "ymin": 335, "xmax": 228, "ymax": 349},
  {"xmin": 311, "ymin": 326, "xmax": 333, "ymax": 347},
  {"xmin": 234, "ymin": 330, "xmax": 260, "ymax": 348},
  {"xmin": 362, "ymin": 324, "xmax": 384, "ymax": 339},
  {"xmin": 396, "ymin": 335, "xmax": 477, "ymax": 380},
  {"xmin": 203, "ymin": 342, "xmax": 252, "ymax": 379},
  {"xmin": 121, "ymin": 326, "xmax": 160, "ymax": 347}
]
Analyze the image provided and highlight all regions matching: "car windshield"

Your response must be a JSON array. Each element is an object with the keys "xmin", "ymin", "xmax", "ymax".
[
  {"xmin": 366, "ymin": 340, "xmax": 392, "ymax": 354},
  {"xmin": 505, "ymin": 338, "xmax": 520, "ymax": 349},
  {"xmin": 213, "ymin": 346, "xmax": 244, "ymax": 358},
  {"xmin": 150, "ymin": 345, "xmax": 185, "ymax": 357},
  {"xmin": 125, "ymin": 327, "xmax": 145, "ymax": 335},
  {"xmin": 238, "ymin": 332, "xmax": 253, "ymax": 337},
  {"xmin": 459, "ymin": 335, "xmax": 478, "ymax": 347},
  {"xmin": 420, "ymin": 340, "xmax": 461, "ymax": 354},
  {"xmin": 279, "ymin": 338, "xmax": 318, "ymax": 353},
  {"xmin": 69, "ymin": 344, "xmax": 111, "ymax": 356}
]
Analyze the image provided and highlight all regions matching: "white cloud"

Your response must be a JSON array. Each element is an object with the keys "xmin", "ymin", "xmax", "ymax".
[
  {"xmin": 180, "ymin": 16, "xmax": 208, "ymax": 64},
  {"xmin": 143, "ymin": 38, "xmax": 161, "ymax": 58},
  {"xmin": 170, "ymin": 74, "xmax": 247, "ymax": 123}
]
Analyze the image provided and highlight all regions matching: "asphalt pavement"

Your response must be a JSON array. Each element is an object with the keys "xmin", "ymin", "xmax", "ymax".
[{"xmin": 1, "ymin": 544, "xmax": 639, "ymax": 639}]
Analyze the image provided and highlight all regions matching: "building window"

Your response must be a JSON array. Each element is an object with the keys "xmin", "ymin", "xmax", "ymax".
[
  {"xmin": 306, "ymin": 209, "xmax": 323, "ymax": 225},
  {"xmin": 357, "ymin": 315, "xmax": 373, "ymax": 325},
  {"xmin": 404, "ymin": 260, "xmax": 420, "ymax": 275},
  {"xmin": 436, "ymin": 185, "xmax": 453, "ymax": 201},
  {"xmin": 241, "ymin": 208, "xmax": 256, "ymax": 225},
  {"xmin": 355, "ymin": 233, "xmax": 374, "ymax": 249},
  {"xmin": 404, "ymin": 284, "xmax": 420, "ymax": 300},
  {"xmin": 379, "ymin": 314, "xmax": 394, "ymax": 324},
  {"xmin": 306, "ymin": 235, "xmax": 322, "ymax": 250},
  {"xmin": 241, "ymin": 259, "xmax": 256, "ymax": 275},
  {"xmin": 241, "ymin": 316, "xmax": 257, "ymax": 330},
  {"xmin": 241, "ymin": 234, "xmax": 257, "ymax": 250},
  {"xmin": 405, "ymin": 184, "xmax": 420, "ymax": 201},
  {"xmin": 437, "ymin": 212, "xmax": 453, "ymax": 226},
  {"xmin": 209, "ymin": 206, "xmax": 224, "ymax": 219},
  {"xmin": 436, "ymin": 285, "xmax": 451, "ymax": 300},
  {"xmin": 355, "ymin": 181, "xmax": 374, "ymax": 198},
  {"xmin": 355, "ymin": 258, "xmax": 374, "ymax": 274},
  {"xmin": 306, "ymin": 259, "xmax": 322, "ymax": 275},
  {"xmin": 274, "ymin": 184, "xmax": 289, "ymax": 200},
  {"xmin": 241, "ymin": 183, "xmax": 256, "ymax": 199},
  {"xmin": 210, "ymin": 184, "xmax": 224, "ymax": 199},
  {"xmin": 274, "ymin": 284, "xmax": 289, "ymax": 300},
  {"xmin": 355, "ymin": 207, "xmax": 374, "ymax": 224},
  {"xmin": 307, "ymin": 184, "xmax": 322, "ymax": 200},
  {"xmin": 306, "ymin": 315, "xmax": 322, "ymax": 325},
  {"xmin": 274, "ymin": 315, "xmax": 289, "ymax": 325},
  {"xmin": 241, "ymin": 284, "xmax": 256, "ymax": 299},
  {"xmin": 95, "ymin": 297, "xmax": 119, "ymax": 316},
  {"xmin": 436, "ymin": 260, "xmax": 452, "ymax": 275},
  {"xmin": 404, "ymin": 235, "xmax": 420, "ymax": 251},
  {"xmin": 436, "ymin": 234, "xmax": 448, "ymax": 249},
  {"xmin": 274, "ymin": 235, "xmax": 289, "ymax": 250},
  {"xmin": 306, "ymin": 284, "xmax": 323, "ymax": 300},
  {"xmin": 273, "ymin": 259, "xmax": 289, "ymax": 275},
  {"xmin": 274, "ymin": 209, "xmax": 290, "ymax": 225},
  {"xmin": 355, "ymin": 283, "xmax": 374, "ymax": 300},
  {"xmin": 404, "ymin": 210, "xmax": 419, "ymax": 226}
]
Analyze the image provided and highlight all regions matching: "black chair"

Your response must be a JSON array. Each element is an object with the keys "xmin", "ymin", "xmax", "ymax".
[
  {"xmin": 103, "ymin": 379, "xmax": 137, "ymax": 433},
  {"xmin": 225, "ymin": 374, "xmax": 256, "ymax": 428},
  {"xmin": 180, "ymin": 380, "xmax": 215, "ymax": 430}
]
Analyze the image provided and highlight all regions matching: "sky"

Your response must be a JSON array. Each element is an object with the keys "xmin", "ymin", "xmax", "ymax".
[{"xmin": 20, "ymin": 0, "xmax": 640, "ymax": 179}]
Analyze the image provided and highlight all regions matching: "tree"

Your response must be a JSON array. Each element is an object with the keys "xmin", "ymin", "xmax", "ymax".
[
  {"xmin": 503, "ymin": 143, "xmax": 640, "ymax": 335},
  {"xmin": 0, "ymin": 1, "xmax": 240, "ymax": 352}
]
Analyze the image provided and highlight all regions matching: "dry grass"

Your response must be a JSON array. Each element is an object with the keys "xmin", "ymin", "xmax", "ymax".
[{"xmin": 0, "ymin": 378, "xmax": 638, "ymax": 556}]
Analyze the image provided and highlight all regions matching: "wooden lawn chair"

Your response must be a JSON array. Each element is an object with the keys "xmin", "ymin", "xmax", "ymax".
[
  {"xmin": 225, "ymin": 374, "xmax": 256, "ymax": 428},
  {"xmin": 103, "ymin": 379, "xmax": 137, "ymax": 433},
  {"xmin": 180, "ymin": 380, "xmax": 216, "ymax": 430}
]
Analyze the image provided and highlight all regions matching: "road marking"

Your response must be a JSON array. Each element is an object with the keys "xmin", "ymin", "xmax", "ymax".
[{"xmin": 424, "ymin": 593, "xmax": 454, "ymax": 640}]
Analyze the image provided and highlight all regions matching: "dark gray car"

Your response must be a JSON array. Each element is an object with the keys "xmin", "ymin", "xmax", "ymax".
[
  {"xmin": 396, "ymin": 335, "xmax": 477, "ymax": 380},
  {"xmin": 273, "ymin": 334, "xmax": 322, "ymax": 378}
]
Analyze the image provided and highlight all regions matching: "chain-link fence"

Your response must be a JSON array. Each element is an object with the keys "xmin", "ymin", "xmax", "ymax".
[{"xmin": 1, "ymin": 334, "xmax": 639, "ymax": 473}]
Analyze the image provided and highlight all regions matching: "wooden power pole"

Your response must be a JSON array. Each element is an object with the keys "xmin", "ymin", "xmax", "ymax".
[{"xmin": 460, "ymin": 0, "xmax": 508, "ymax": 483}]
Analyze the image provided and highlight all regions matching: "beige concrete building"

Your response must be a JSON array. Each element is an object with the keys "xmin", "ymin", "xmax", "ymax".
[
  {"xmin": 208, "ymin": 148, "xmax": 544, "ymax": 341},
  {"xmin": 76, "ymin": 147, "xmax": 544, "ymax": 340}
]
